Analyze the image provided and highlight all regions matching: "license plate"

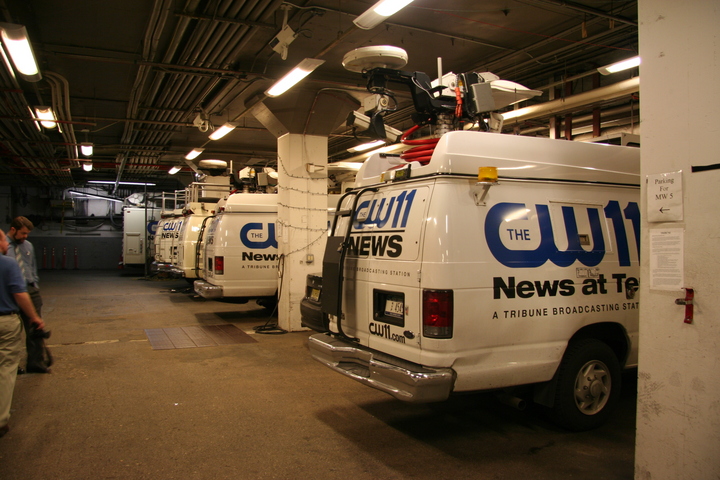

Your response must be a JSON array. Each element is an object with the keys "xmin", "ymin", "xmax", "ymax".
[
  {"xmin": 310, "ymin": 288, "xmax": 320, "ymax": 302},
  {"xmin": 384, "ymin": 298, "xmax": 404, "ymax": 318}
]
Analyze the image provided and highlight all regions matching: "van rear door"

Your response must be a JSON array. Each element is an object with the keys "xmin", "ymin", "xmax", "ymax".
[{"xmin": 333, "ymin": 184, "xmax": 432, "ymax": 360}]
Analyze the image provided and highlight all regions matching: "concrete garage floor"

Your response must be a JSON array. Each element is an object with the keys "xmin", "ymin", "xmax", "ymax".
[{"xmin": 0, "ymin": 270, "xmax": 636, "ymax": 480}]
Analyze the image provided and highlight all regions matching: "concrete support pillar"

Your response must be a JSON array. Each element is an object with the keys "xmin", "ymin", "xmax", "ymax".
[
  {"xmin": 636, "ymin": 1, "xmax": 720, "ymax": 478},
  {"xmin": 275, "ymin": 133, "xmax": 328, "ymax": 332}
]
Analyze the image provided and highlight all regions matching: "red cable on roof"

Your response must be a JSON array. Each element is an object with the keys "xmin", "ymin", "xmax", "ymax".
[{"xmin": 399, "ymin": 125, "xmax": 439, "ymax": 165}]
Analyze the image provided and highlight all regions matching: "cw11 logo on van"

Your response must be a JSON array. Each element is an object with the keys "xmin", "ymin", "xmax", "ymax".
[
  {"xmin": 240, "ymin": 223, "xmax": 278, "ymax": 262},
  {"xmin": 485, "ymin": 201, "xmax": 640, "ymax": 269},
  {"xmin": 161, "ymin": 219, "xmax": 184, "ymax": 239},
  {"xmin": 348, "ymin": 189, "xmax": 419, "ymax": 258}
]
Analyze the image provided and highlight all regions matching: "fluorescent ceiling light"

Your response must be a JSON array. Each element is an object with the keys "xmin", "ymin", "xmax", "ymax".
[
  {"xmin": 185, "ymin": 148, "xmax": 204, "ymax": 160},
  {"xmin": 87, "ymin": 180, "xmax": 156, "ymax": 186},
  {"xmin": 0, "ymin": 23, "xmax": 41, "ymax": 81},
  {"xmin": 68, "ymin": 190, "xmax": 123, "ymax": 203},
  {"xmin": 265, "ymin": 58, "xmax": 325, "ymax": 97},
  {"xmin": 598, "ymin": 56, "xmax": 640, "ymax": 75},
  {"xmin": 354, "ymin": 0, "xmax": 414, "ymax": 30},
  {"xmin": 208, "ymin": 123, "xmax": 236, "ymax": 140},
  {"xmin": 168, "ymin": 165, "xmax": 182, "ymax": 175},
  {"xmin": 35, "ymin": 106, "xmax": 58, "ymax": 130},
  {"xmin": 80, "ymin": 142, "xmax": 93, "ymax": 156},
  {"xmin": 348, "ymin": 139, "xmax": 386, "ymax": 153},
  {"xmin": 82, "ymin": 162, "xmax": 92, "ymax": 172}
]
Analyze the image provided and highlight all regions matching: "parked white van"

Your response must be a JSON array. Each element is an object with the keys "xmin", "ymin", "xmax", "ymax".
[
  {"xmin": 194, "ymin": 193, "xmax": 280, "ymax": 307},
  {"xmin": 306, "ymin": 130, "xmax": 640, "ymax": 431},
  {"xmin": 170, "ymin": 202, "xmax": 217, "ymax": 281},
  {"xmin": 167, "ymin": 180, "xmax": 232, "ymax": 281},
  {"xmin": 152, "ymin": 212, "xmax": 184, "ymax": 273}
]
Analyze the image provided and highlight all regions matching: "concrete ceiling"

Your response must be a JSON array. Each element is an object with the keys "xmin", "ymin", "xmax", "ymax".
[{"xmin": 0, "ymin": 0, "xmax": 638, "ymax": 193}]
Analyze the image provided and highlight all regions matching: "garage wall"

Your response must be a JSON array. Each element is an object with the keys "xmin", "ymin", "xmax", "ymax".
[
  {"xmin": 636, "ymin": 2, "xmax": 720, "ymax": 479},
  {"xmin": 0, "ymin": 186, "xmax": 152, "ymax": 270}
]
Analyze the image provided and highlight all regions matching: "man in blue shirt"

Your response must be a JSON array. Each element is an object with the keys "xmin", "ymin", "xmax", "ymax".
[
  {"xmin": 0, "ymin": 227, "xmax": 44, "ymax": 438},
  {"xmin": 7, "ymin": 217, "xmax": 50, "ymax": 374}
]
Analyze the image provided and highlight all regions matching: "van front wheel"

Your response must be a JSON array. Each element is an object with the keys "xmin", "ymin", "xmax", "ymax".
[{"xmin": 549, "ymin": 339, "xmax": 621, "ymax": 431}]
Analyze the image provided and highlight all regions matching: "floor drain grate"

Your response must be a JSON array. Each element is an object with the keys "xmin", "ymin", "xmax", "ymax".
[{"xmin": 144, "ymin": 324, "xmax": 257, "ymax": 350}]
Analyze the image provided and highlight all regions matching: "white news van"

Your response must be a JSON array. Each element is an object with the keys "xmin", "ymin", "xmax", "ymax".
[
  {"xmin": 306, "ymin": 131, "xmax": 640, "ymax": 431},
  {"xmin": 194, "ymin": 192, "xmax": 341, "ymax": 307},
  {"xmin": 152, "ymin": 211, "xmax": 184, "ymax": 273},
  {"xmin": 194, "ymin": 193, "xmax": 280, "ymax": 307},
  {"xmin": 170, "ymin": 203, "xmax": 217, "ymax": 280},
  {"xmin": 165, "ymin": 179, "xmax": 232, "ymax": 280}
]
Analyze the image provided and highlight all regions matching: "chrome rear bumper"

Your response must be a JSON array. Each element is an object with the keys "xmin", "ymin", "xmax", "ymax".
[
  {"xmin": 308, "ymin": 333, "xmax": 455, "ymax": 403},
  {"xmin": 193, "ymin": 280, "xmax": 223, "ymax": 299}
]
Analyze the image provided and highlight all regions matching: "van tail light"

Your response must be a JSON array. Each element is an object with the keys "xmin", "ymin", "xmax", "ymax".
[
  {"xmin": 423, "ymin": 289, "xmax": 453, "ymax": 338},
  {"xmin": 214, "ymin": 256, "xmax": 224, "ymax": 275}
]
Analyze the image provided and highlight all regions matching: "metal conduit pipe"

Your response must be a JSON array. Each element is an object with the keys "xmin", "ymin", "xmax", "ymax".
[
  {"xmin": 116, "ymin": 0, "xmax": 172, "ymax": 182},
  {"xmin": 223, "ymin": 0, "xmax": 283, "ymax": 63},
  {"xmin": 131, "ymin": 0, "xmax": 279, "ymax": 171},
  {"xmin": 46, "ymin": 72, "xmax": 79, "ymax": 166},
  {"xmin": 480, "ymin": 16, "xmax": 631, "ymax": 73},
  {"xmin": 142, "ymin": 1, "xmax": 245, "ymax": 138},
  {"xmin": 574, "ymin": 125, "xmax": 640, "ymax": 143},
  {"xmin": 0, "ymin": 66, "xmax": 55, "ymax": 175},
  {"xmin": 133, "ymin": 0, "xmax": 204, "ymax": 123},
  {"xmin": 502, "ymin": 76, "xmax": 639, "ymax": 124},
  {"xmin": 530, "ymin": 0, "xmax": 638, "ymax": 26},
  {"xmin": 202, "ymin": 0, "xmax": 283, "ymax": 114},
  {"xmin": 214, "ymin": 0, "xmax": 274, "ymax": 63},
  {"xmin": 496, "ymin": 28, "xmax": 637, "ymax": 83},
  {"xmin": 194, "ymin": 0, "xmax": 283, "ymax": 111},
  {"xmin": 146, "ymin": 0, "xmax": 275, "ymax": 137},
  {"xmin": 513, "ymin": 104, "xmax": 638, "ymax": 135}
]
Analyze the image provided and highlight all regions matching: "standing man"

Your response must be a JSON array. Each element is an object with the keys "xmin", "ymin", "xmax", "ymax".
[
  {"xmin": 0, "ymin": 227, "xmax": 44, "ymax": 437},
  {"xmin": 7, "ymin": 217, "xmax": 50, "ymax": 373}
]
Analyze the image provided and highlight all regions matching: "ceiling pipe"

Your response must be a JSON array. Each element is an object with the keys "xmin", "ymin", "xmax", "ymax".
[
  {"xmin": 528, "ymin": 0, "xmax": 638, "ymax": 27},
  {"xmin": 512, "ymin": 104, "xmax": 638, "ymax": 135},
  {"xmin": 175, "ymin": 12, "xmax": 275, "ymax": 29},
  {"xmin": 502, "ymin": 76, "xmax": 639, "ymax": 124}
]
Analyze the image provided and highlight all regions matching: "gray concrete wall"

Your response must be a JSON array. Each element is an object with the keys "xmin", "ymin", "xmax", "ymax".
[
  {"xmin": 636, "ymin": 2, "xmax": 720, "ymax": 478},
  {"xmin": 1, "ymin": 186, "xmax": 147, "ymax": 270}
]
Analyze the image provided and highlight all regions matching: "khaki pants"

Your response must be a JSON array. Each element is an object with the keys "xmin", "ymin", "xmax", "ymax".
[{"xmin": 0, "ymin": 313, "xmax": 22, "ymax": 427}]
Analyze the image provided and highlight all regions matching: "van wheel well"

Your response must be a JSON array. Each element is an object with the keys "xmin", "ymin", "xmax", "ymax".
[
  {"xmin": 569, "ymin": 322, "xmax": 630, "ymax": 367},
  {"xmin": 533, "ymin": 322, "xmax": 629, "ymax": 409}
]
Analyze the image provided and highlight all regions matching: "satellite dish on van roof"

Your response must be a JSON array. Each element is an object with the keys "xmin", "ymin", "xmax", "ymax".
[
  {"xmin": 198, "ymin": 159, "xmax": 227, "ymax": 170},
  {"xmin": 197, "ymin": 159, "xmax": 228, "ymax": 176},
  {"xmin": 342, "ymin": 46, "xmax": 408, "ymax": 73}
]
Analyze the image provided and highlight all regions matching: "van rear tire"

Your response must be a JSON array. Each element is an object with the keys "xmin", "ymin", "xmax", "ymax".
[{"xmin": 549, "ymin": 338, "xmax": 621, "ymax": 431}]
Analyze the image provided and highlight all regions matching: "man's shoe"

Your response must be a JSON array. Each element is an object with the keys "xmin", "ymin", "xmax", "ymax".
[
  {"xmin": 26, "ymin": 366, "xmax": 50, "ymax": 374},
  {"xmin": 0, "ymin": 424, "xmax": 9, "ymax": 438}
]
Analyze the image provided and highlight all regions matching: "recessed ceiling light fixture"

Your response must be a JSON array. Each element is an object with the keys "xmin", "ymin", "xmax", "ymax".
[
  {"xmin": 0, "ymin": 23, "xmax": 42, "ymax": 82},
  {"xmin": 80, "ymin": 142, "xmax": 93, "ymax": 156},
  {"xmin": 168, "ymin": 165, "xmax": 182, "ymax": 175},
  {"xmin": 185, "ymin": 147, "xmax": 204, "ymax": 160},
  {"xmin": 35, "ymin": 106, "xmax": 58, "ymax": 130},
  {"xmin": 265, "ymin": 58, "xmax": 325, "ymax": 97},
  {"xmin": 208, "ymin": 123, "xmax": 237, "ymax": 140},
  {"xmin": 80, "ymin": 129, "xmax": 93, "ymax": 156},
  {"xmin": 353, "ymin": 0, "xmax": 414, "ymax": 30},
  {"xmin": 598, "ymin": 56, "xmax": 640, "ymax": 75}
]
